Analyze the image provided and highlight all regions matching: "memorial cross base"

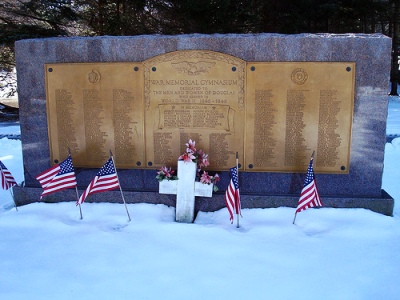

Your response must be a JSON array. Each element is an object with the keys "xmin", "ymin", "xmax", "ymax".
[{"xmin": 159, "ymin": 160, "xmax": 213, "ymax": 223}]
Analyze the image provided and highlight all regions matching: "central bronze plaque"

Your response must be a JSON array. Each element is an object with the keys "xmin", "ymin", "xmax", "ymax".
[
  {"xmin": 143, "ymin": 51, "xmax": 246, "ymax": 170},
  {"xmin": 44, "ymin": 51, "xmax": 355, "ymax": 173}
]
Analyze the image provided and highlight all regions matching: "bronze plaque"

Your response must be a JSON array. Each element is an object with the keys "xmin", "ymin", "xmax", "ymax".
[
  {"xmin": 45, "ymin": 63, "xmax": 144, "ymax": 168},
  {"xmin": 45, "ymin": 55, "xmax": 355, "ymax": 174},
  {"xmin": 245, "ymin": 62, "xmax": 355, "ymax": 173},
  {"xmin": 143, "ymin": 51, "xmax": 246, "ymax": 170}
]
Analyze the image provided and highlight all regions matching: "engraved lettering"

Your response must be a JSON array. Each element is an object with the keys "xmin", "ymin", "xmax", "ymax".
[
  {"xmin": 55, "ymin": 89, "xmax": 78, "ymax": 154},
  {"xmin": 254, "ymin": 90, "xmax": 277, "ymax": 167},
  {"xmin": 317, "ymin": 90, "xmax": 342, "ymax": 167},
  {"xmin": 285, "ymin": 90, "xmax": 308, "ymax": 166},
  {"xmin": 83, "ymin": 89, "xmax": 107, "ymax": 162}
]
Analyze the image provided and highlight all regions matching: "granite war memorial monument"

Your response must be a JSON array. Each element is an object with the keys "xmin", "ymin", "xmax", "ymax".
[{"xmin": 13, "ymin": 34, "xmax": 394, "ymax": 217}]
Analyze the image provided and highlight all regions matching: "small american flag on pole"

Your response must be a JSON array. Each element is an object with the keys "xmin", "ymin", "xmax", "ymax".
[
  {"xmin": 77, "ymin": 157, "xmax": 119, "ymax": 205},
  {"xmin": 225, "ymin": 166, "xmax": 241, "ymax": 224},
  {"xmin": 36, "ymin": 155, "xmax": 77, "ymax": 200},
  {"xmin": 0, "ymin": 160, "xmax": 17, "ymax": 190},
  {"xmin": 295, "ymin": 154, "xmax": 323, "ymax": 215}
]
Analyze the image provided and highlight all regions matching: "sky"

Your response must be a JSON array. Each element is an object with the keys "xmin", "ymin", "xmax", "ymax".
[{"xmin": 0, "ymin": 99, "xmax": 399, "ymax": 300}]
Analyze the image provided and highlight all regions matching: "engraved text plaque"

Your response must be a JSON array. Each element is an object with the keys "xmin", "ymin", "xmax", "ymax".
[
  {"xmin": 45, "ymin": 53, "xmax": 355, "ymax": 173},
  {"xmin": 45, "ymin": 63, "xmax": 144, "ymax": 168},
  {"xmin": 143, "ymin": 51, "xmax": 246, "ymax": 170},
  {"xmin": 245, "ymin": 62, "xmax": 355, "ymax": 173}
]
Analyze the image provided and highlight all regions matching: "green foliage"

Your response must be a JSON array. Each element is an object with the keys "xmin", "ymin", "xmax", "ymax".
[
  {"xmin": 73, "ymin": 0, "xmax": 155, "ymax": 35},
  {"xmin": 156, "ymin": 0, "xmax": 256, "ymax": 34},
  {"xmin": 0, "ymin": 0, "xmax": 395, "ymax": 43},
  {"xmin": 250, "ymin": 0, "xmax": 390, "ymax": 34}
]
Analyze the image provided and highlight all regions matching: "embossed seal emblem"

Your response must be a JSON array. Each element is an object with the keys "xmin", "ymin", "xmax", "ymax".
[
  {"xmin": 88, "ymin": 70, "xmax": 101, "ymax": 84},
  {"xmin": 291, "ymin": 68, "xmax": 308, "ymax": 85},
  {"xmin": 171, "ymin": 61, "xmax": 215, "ymax": 76}
]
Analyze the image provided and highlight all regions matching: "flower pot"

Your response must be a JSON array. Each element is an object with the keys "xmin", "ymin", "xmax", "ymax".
[
  {"xmin": 159, "ymin": 180, "xmax": 178, "ymax": 194},
  {"xmin": 194, "ymin": 182, "xmax": 213, "ymax": 197}
]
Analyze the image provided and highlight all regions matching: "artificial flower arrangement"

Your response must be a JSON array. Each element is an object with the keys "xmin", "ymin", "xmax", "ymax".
[
  {"xmin": 156, "ymin": 139, "xmax": 220, "ymax": 192},
  {"xmin": 156, "ymin": 166, "xmax": 178, "ymax": 182}
]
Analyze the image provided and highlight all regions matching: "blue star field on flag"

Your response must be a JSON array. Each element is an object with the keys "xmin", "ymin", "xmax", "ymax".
[
  {"xmin": 97, "ymin": 158, "xmax": 116, "ymax": 176},
  {"xmin": 303, "ymin": 161, "xmax": 315, "ymax": 187},
  {"xmin": 59, "ymin": 156, "xmax": 75, "ymax": 175},
  {"xmin": 230, "ymin": 167, "xmax": 239, "ymax": 190}
]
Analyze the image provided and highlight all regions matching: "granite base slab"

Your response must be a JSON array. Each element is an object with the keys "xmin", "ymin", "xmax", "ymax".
[{"xmin": 12, "ymin": 186, "xmax": 394, "ymax": 217}]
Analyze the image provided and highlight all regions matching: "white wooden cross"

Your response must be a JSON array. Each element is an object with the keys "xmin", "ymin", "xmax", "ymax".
[{"xmin": 159, "ymin": 160, "xmax": 213, "ymax": 223}]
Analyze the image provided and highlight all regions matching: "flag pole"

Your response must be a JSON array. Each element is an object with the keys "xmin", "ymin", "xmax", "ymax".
[
  {"xmin": 9, "ymin": 186, "xmax": 18, "ymax": 211},
  {"xmin": 293, "ymin": 150, "xmax": 315, "ymax": 225},
  {"xmin": 0, "ymin": 163, "xmax": 18, "ymax": 211},
  {"xmin": 292, "ymin": 212, "xmax": 297, "ymax": 224},
  {"xmin": 68, "ymin": 148, "xmax": 82, "ymax": 219},
  {"xmin": 75, "ymin": 186, "xmax": 83, "ymax": 220},
  {"xmin": 110, "ymin": 150, "xmax": 131, "ymax": 222},
  {"xmin": 235, "ymin": 152, "xmax": 240, "ymax": 228}
]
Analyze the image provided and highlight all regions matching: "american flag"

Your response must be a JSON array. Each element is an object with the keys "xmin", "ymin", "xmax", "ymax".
[
  {"xmin": 36, "ymin": 155, "xmax": 77, "ymax": 200},
  {"xmin": 77, "ymin": 158, "xmax": 119, "ymax": 205},
  {"xmin": 0, "ymin": 160, "xmax": 17, "ymax": 190},
  {"xmin": 296, "ymin": 157, "xmax": 323, "ymax": 213},
  {"xmin": 225, "ymin": 166, "xmax": 241, "ymax": 223}
]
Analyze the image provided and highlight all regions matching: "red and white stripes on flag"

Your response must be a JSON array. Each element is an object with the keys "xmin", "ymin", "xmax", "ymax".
[
  {"xmin": 36, "ymin": 155, "xmax": 77, "ymax": 200},
  {"xmin": 0, "ymin": 160, "xmax": 17, "ymax": 190},
  {"xmin": 76, "ymin": 158, "xmax": 119, "ymax": 205},
  {"xmin": 225, "ymin": 166, "xmax": 241, "ymax": 223},
  {"xmin": 296, "ymin": 157, "xmax": 323, "ymax": 213}
]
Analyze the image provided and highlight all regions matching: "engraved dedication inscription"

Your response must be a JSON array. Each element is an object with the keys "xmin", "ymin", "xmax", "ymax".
[{"xmin": 144, "ymin": 51, "xmax": 246, "ymax": 170}]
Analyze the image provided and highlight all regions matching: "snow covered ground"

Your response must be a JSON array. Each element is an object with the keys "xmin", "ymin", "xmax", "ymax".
[
  {"xmin": 0, "ymin": 69, "xmax": 17, "ymax": 100},
  {"xmin": 0, "ymin": 99, "xmax": 400, "ymax": 299}
]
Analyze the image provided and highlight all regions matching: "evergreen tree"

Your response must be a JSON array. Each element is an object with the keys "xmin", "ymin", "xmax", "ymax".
[
  {"xmin": 73, "ymin": 0, "xmax": 159, "ymax": 36},
  {"xmin": 0, "ymin": 0, "xmax": 398, "ymax": 97},
  {"xmin": 0, "ymin": 0, "xmax": 77, "ymax": 96}
]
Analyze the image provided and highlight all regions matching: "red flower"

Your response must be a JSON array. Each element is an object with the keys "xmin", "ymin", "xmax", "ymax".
[
  {"xmin": 179, "ymin": 152, "xmax": 196, "ymax": 163},
  {"xmin": 213, "ymin": 173, "xmax": 220, "ymax": 183},
  {"xmin": 197, "ymin": 150, "xmax": 210, "ymax": 168},
  {"xmin": 186, "ymin": 139, "xmax": 196, "ymax": 154},
  {"xmin": 200, "ymin": 171, "xmax": 212, "ymax": 184},
  {"xmin": 158, "ymin": 166, "xmax": 175, "ymax": 178}
]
